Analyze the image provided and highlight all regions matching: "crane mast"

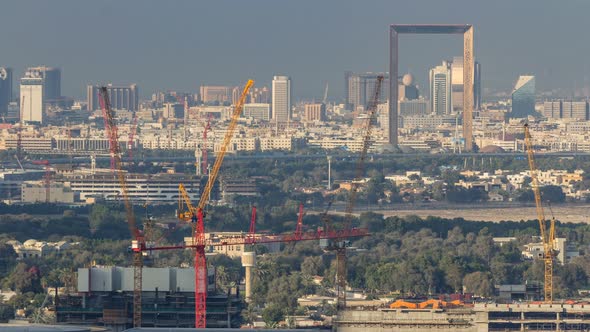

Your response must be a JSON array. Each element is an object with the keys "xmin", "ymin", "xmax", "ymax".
[
  {"xmin": 190, "ymin": 79, "xmax": 253, "ymax": 328},
  {"xmin": 524, "ymin": 123, "xmax": 556, "ymax": 303},
  {"xmin": 324, "ymin": 76, "xmax": 382, "ymax": 310},
  {"xmin": 99, "ymin": 87, "xmax": 143, "ymax": 326}
]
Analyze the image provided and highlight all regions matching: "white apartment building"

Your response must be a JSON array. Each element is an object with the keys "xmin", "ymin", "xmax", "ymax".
[
  {"xmin": 243, "ymin": 103, "xmax": 271, "ymax": 121},
  {"xmin": 429, "ymin": 61, "xmax": 452, "ymax": 115},
  {"xmin": 20, "ymin": 76, "xmax": 44, "ymax": 124}
]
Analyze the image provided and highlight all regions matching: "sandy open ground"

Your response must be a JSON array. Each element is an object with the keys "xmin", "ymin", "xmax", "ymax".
[{"xmin": 377, "ymin": 204, "xmax": 590, "ymax": 223}]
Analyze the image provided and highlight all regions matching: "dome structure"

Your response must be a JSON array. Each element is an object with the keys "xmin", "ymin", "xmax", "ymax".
[{"xmin": 402, "ymin": 73, "xmax": 414, "ymax": 86}]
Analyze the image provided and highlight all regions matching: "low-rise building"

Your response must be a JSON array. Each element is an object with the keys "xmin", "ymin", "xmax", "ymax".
[
  {"xmin": 7, "ymin": 239, "xmax": 74, "ymax": 259},
  {"xmin": 21, "ymin": 181, "xmax": 76, "ymax": 203},
  {"xmin": 522, "ymin": 237, "xmax": 579, "ymax": 264},
  {"xmin": 64, "ymin": 172, "xmax": 200, "ymax": 203}
]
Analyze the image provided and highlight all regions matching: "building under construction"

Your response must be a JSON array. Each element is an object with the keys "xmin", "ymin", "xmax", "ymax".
[
  {"xmin": 55, "ymin": 266, "xmax": 243, "ymax": 331},
  {"xmin": 335, "ymin": 302, "xmax": 590, "ymax": 332}
]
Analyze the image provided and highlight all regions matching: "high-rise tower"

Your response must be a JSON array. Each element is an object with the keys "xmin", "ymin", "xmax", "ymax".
[
  {"xmin": 20, "ymin": 76, "xmax": 44, "ymax": 123},
  {"xmin": 0, "ymin": 67, "xmax": 13, "ymax": 115},
  {"xmin": 272, "ymin": 76, "xmax": 291, "ymax": 123},
  {"xmin": 87, "ymin": 84, "xmax": 139, "ymax": 111},
  {"xmin": 511, "ymin": 76, "xmax": 536, "ymax": 118},
  {"xmin": 429, "ymin": 61, "xmax": 452, "ymax": 115},
  {"xmin": 24, "ymin": 66, "xmax": 61, "ymax": 102}
]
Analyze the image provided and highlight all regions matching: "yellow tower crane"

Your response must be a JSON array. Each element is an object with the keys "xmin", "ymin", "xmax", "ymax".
[
  {"xmin": 178, "ymin": 80, "xmax": 254, "ymax": 328},
  {"xmin": 524, "ymin": 123, "xmax": 556, "ymax": 303}
]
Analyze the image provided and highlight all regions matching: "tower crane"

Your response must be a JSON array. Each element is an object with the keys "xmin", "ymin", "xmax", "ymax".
[
  {"xmin": 175, "ymin": 95, "xmax": 211, "ymax": 175},
  {"xmin": 145, "ymin": 80, "xmax": 368, "ymax": 326},
  {"xmin": 17, "ymin": 96, "xmax": 24, "ymax": 161},
  {"xmin": 324, "ymin": 75, "xmax": 383, "ymax": 310},
  {"xmin": 524, "ymin": 123, "xmax": 556, "ymax": 303},
  {"xmin": 31, "ymin": 160, "xmax": 51, "ymax": 203},
  {"xmin": 179, "ymin": 79, "xmax": 254, "ymax": 328},
  {"xmin": 128, "ymin": 113, "xmax": 138, "ymax": 160},
  {"xmin": 98, "ymin": 87, "xmax": 144, "ymax": 327}
]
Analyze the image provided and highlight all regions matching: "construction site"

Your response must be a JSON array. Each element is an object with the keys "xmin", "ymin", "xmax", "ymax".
[
  {"xmin": 335, "ymin": 302, "xmax": 590, "ymax": 332},
  {"xmin": 19, "ymin": 77, "xmax": 588, "ymax": 332},
  {"xmin": 46, "ymin": 79, "xmax": 372, "ymax": 331}
]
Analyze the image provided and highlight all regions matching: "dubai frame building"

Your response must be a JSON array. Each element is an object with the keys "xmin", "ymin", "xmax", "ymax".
[{"xmin": 389, "ymin": 24, "xmax": 474, "ymax": 151}]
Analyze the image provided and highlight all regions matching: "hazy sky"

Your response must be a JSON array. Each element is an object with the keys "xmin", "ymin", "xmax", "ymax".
[{"xmin": 2, "ymin": 0, "xmax": 589, "ymax": 100}]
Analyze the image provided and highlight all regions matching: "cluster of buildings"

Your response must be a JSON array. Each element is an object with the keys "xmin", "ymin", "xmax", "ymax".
[
  {"xmin": 1, "ymin": 61, "xmax": 590, "ymax": 158},
  {"xmin": 453, "ymin": 169, "xmax": 586, "ymax": 200},
  {"xmin": 385, "ymin": 168, "xmax": 587, "ymax": 203}
]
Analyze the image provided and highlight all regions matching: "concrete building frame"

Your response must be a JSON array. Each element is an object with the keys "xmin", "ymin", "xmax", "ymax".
[{"xmin": 389, "ymin": 24, "xmax": 474, "ymax": 151}]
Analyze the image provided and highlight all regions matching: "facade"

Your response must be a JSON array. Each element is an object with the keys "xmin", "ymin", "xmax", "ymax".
[
  {"xmin": 541, "ymin": 100, "xmax": 588, "ymax": 120},
  {"xmin": 242, "ymin": 103, "xmax": 271, "ymax": 121},
  {"xmin": 214, "ymin": 137, "xmax": 258, "ymax": 152},
  {"xmin": 429, "ymin": 61, "xmax": 452, "ymax": 115},
  {"xmin": 474, "ymin": 61, "xmax": 482, "ymax": 110},
  {"xmin": 259, "ymin": 136, "xmax": 305, "ymax": 151},
  {"xmin": 402, "ymin": 114, "xmax": 456, "ymax": 130},
  {"xmin": 562, "ymin": 101, "xmax": 588, "ymax": 120},
  {"xmin": 398, "ymin": 74, "xmax": 419, "ymax": 101},
  {"xmin": 220, "ymin": 179, "xmax": 259, "ymax": 202},
  {"xmin": 200, "ymin": 85, "xmax": 231, "ymax": 104},
  {"xmin": 0, "ymin": 67, "xmax": 13, "ymax": 114},
  {"xmin": 345, "ymin": 72, "xmax": 390, "ymax": 110},
  {"xmin": 57, "ymin": 266, "xmax": 242, "ymax": 329},
  {"xmin": 336, "ymin": 303, "xmax": 590, "ymax": 332},
  {"xmin": 162, "ymin": 102, "xmax": 184, "ymax": 119},
  {"xmin": 272, "ymin": 75, "xmax": 291, "ymax": 123},
  {"xmin": 522, "ymin": 237, "xmax": 579, "ymax": 264},
  {"xmin": 303, "ymin": 103, "xmax": 326, "ymax": 122},
  {"xmin": 64, "ymin": 172, "xmax": 200, "ymax": 203},
  {"xmin": 20, "ymin": 77, "xmax": 44, "ymax": 123},
  {"xmin": 24, "ymin": 66, "xmax": 61, "ymax": 102},
  {"xmin": 248, "ymin": 86, "xmax": 270, "ymax": 103},
  {"xmin": 21, "ymin": 182, "xmax": 76, "ymax": 203},
  {"xmin": 543, "ymin": 100, "xmax": 562, "ymax": 118},
  {"xmin": 399, "ymin": 99, "xmax": 429, "ymax": 116},
  {"xmin": 511, "ymin": 75, "xmax": 536, "ymax": 118},
  {"xmin": 450, "ymin": 57, "xmax": 482, "ymax": 111},
  {"xmin": 87, "ymin": 84, "xmax": 139, "ymax": 111}
]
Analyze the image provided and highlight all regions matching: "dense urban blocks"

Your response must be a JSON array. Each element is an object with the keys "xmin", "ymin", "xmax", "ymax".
[{"xmin": 389, "ymin": 24, "xmax": 474, "ymax": 151}]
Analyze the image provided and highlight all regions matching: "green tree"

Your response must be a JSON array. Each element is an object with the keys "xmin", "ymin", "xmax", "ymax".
[
  {"xmin": 463, "ymin": 272, "xmax": 494, "ymax": 297},
  {"xmin": 262, "ymin": 304, "xmax": 284, "ymax": 328}
]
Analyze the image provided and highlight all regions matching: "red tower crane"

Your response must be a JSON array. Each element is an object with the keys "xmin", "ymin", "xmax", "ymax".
[
  {"xmin": 128, "ymin": 114, "xmax": 138, "ymax": 160},
  {"xmin": 137, "ymin": 80, "xmax": 369, "ymax": 326},
  {"xmin": 98, "ymin": 87, "xmax": 144, "ymax": 327},
  {"xmin": 323, "ymin": 75, "xmax": 383, "ymax": 309},
  {"xmin": 98, "ymin": 94, "xmax": 116, "ymax": 171}
]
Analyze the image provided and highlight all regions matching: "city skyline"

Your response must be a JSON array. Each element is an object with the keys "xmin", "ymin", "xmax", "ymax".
[{"xmin": 1, "ymin": 1, "xmax": 590, "ymax": 100}]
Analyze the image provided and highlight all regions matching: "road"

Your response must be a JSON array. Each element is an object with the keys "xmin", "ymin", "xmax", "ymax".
[{"xmin": 10, "ymin": 150, "xmax": 590, "ymax": 166}]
